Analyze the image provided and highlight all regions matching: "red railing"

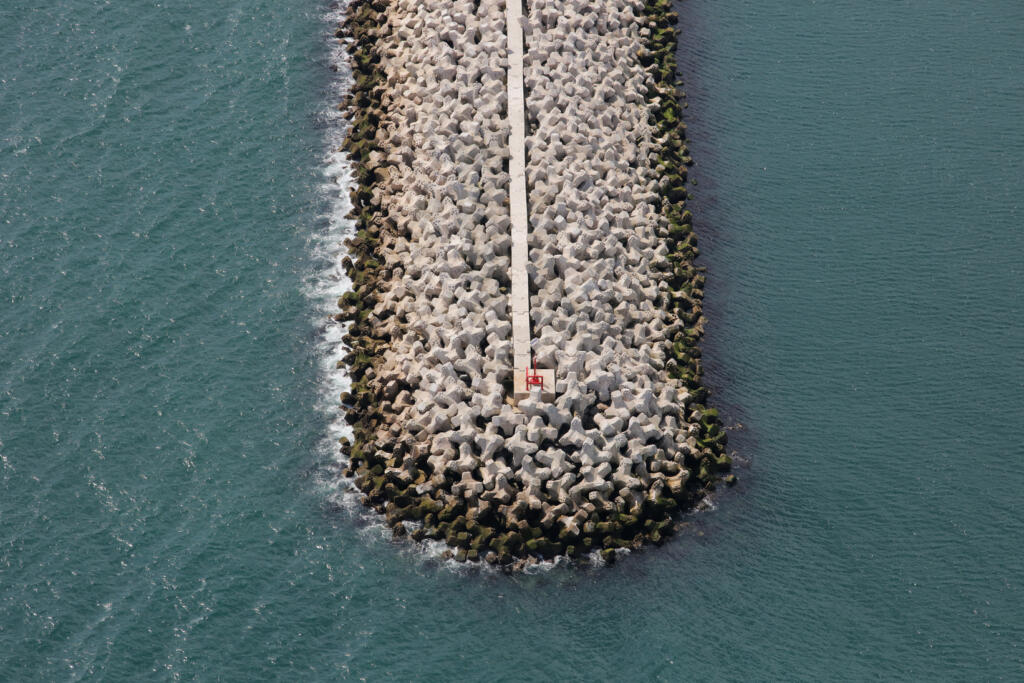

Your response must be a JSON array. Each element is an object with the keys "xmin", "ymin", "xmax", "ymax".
[{"xmin": 524, "ymin": 354, "xmax": 544, "ymax": 390}]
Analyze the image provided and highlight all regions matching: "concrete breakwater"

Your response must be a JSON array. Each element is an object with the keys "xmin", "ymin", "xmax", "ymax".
[{"xmin": 334, "ymin": 0, "xmax": 731, "ymax": 567}]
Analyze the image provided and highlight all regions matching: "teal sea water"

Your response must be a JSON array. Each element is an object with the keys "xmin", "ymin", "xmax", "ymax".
[{"xmin": 1, "ymin": 0, "xmax": 1021, "ymax": 678}]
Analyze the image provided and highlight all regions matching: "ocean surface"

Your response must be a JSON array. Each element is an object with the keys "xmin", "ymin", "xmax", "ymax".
[{"xmin": 1, "ymin": 0, "xmax": 1021, "ymax": 679}]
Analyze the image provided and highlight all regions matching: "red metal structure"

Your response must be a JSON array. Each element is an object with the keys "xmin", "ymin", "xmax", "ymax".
[{"xmin": 524, "ymin": 353, "xmax": 544, "ymax": 390}]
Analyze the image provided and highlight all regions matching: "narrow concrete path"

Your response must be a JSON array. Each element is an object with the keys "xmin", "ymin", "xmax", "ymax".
[{"xmin": 505, "ymin": 0, "xmax": 531, "ymax": 376}]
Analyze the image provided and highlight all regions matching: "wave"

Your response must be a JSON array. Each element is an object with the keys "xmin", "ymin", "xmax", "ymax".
[{"xmin": 307, "ymin": 2, "xmax": 355, "ymax": 480}]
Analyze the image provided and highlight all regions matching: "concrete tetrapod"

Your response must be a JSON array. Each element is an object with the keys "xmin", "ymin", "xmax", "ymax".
[{"xmin": 334, "ymin": 0, "xmax": 732, "ymax": 570}]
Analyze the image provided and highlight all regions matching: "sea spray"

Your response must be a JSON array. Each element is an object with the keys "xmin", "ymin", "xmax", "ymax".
[{"xmin": 309, "ymin": 2, "xmax": 356, "ymax": 485}]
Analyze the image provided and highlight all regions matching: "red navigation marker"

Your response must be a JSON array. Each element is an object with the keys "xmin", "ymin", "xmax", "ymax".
[{"xmin": 524, "ymin": 353, "xmax": 544, "ymax": 390}]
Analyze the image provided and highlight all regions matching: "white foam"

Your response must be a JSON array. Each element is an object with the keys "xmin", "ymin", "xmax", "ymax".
[{"xmin": 307, "ymin": 4, "xmax": 357, "ymax": 482}]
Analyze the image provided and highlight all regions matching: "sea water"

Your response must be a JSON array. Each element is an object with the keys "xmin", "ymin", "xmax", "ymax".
[{"xmin": 1, "ymin": 0, "xmax": 1021, "ymax": 678}]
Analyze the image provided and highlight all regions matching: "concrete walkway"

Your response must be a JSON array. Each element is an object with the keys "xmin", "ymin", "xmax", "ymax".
[
  {"xmin": 506, "ymin": 0, "xmax": 555, "ymax": 401},
  {"xmin": 505, "ymin": 0, "xmax": 531, "ymax": 375}
]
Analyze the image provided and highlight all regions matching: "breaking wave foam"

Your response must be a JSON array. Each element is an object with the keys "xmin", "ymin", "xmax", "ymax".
[{"xmin": 308, "ymin": 3, "xmax": 355, "ymax": 484}]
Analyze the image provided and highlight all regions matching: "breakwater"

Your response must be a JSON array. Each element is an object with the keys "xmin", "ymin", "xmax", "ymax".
[{"xmin": 334, "ymin": 0, "xmax": 730, "ymax": 567}]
